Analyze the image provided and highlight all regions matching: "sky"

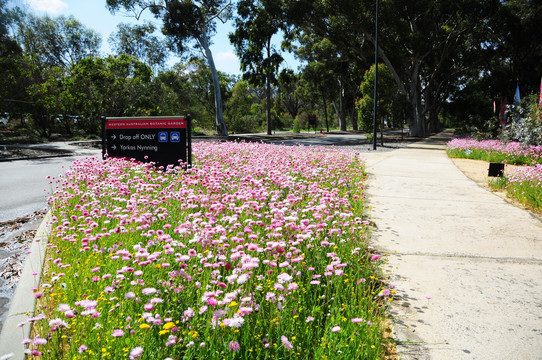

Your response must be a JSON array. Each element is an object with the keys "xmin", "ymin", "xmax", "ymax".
[{"xmin": 17, "ymin": 0, "xmax": 302, "ymax": 76}]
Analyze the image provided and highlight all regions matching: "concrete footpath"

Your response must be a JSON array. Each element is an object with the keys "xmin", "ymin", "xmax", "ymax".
[{"xmin": 363, "ymin": 130, "xmax": 542, "ymax": 359}]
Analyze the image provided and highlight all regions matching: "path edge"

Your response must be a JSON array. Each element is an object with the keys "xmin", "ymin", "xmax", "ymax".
[{"xmin": 0, "ymin": 211, "xmax": 52, "ymax": 360}]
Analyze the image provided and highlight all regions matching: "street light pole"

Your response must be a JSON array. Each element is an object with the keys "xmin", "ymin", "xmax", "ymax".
[{"xmin": 372, "ymin": 0, "xmax": 379, "ymax": 151}]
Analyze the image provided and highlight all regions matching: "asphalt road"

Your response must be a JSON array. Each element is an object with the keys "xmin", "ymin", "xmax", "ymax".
[{"xmin": 0, "ymin": 145, "xmax": 101, "ymax": 223}]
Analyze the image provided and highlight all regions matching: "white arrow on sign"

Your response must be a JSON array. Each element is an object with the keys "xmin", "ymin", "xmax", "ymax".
[
  {"xmin": 111, "ymin": 144, "xmax": 116, "ymax": 150},
  {"xmin": 111, "ymin": 134, "xmax": 116, "ymax": 140}
]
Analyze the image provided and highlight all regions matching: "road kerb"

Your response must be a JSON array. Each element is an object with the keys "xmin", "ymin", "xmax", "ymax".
[{"xmin": 0, "ymin": 211, "xmax": 52, "ymax": 360}]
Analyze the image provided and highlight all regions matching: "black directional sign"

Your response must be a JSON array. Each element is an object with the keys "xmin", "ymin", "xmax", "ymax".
[{"xmin": 102, "ymin": 116, "xmax": 192, "ymax": 168}]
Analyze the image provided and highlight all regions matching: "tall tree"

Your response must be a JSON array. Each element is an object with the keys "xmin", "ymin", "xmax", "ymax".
[
  {"xmin": 109, "ymin": 22, "xmax": 169, "ymax": 71},
  {"xmin": 106, "ymin": 0, "xmax": 231, "ymax": 136},
  {"xmin": 283, "ymin": 0, "xmax": 499, "ymax": 136},
  {"xmin": 229, "ymin": 0, "xmax": 284, "ymax": 135},
  {"xmin": 301, "ymin": 62, "xmax": 336, "ymax": 132},
  {"xmin": 295, "ymin": 34, "xmax": 365, "ymax": 131},
  {"xmin": 64, "ymin": 54, "xmax": 153, "ymax": 134},
  {"xmin": 225, "ymin": 79, "xmax": 262, "ymax": 133},
  {"xmin": 0, "ymin": 0, "xmax": 25, "ymax": 115},
  {"xmin": 17, "ymin": 14, "xmax": 101, "ymax": 68},
  {"xmin": 357, "ymin": 63, "xmax": 397, "ymax": 139},
  {"xmin": 276, "ymin": 69, "xmax": 304, "ymax": 121},
  {"xmin": 182, "ymin": 57, "xmax": 236, "ymax": 130}
]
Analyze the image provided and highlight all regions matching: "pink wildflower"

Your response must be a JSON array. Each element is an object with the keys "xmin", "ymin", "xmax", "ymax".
[
  {"xmin": 228, "ymin": 340, "xmax": 240, "ymax": 352},
  {"xmin": 129, "ymin": 346, "xmax": 143, "ymax": 359},
  {"xmin": 112, "ymin": 329, "xmax": 124, "ymax": 337},
  {"xmin": 281, "ymin": 335, "xmax": 293, "ymax": 350},
  {"xmin": 33, "ymin": 336, "xmax": 47, "ymax": 345},
  {"xmin": 142, "ymin": 287, "xmax": 156, "ymax": 295},
  {"xmin": 370, "ymin": 254, "xmax": 381, "ymax": 261}
]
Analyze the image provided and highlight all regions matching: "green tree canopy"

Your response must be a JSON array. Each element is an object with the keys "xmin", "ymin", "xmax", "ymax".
[
  {"xmin": 109, "ymin": 22, "xmax": 169, "ymax": 72},
  {"xmin": 106, "ymin": 0, "xmax": 231, "ymax": 136},
  {"xmin": 17, "ymin": 14, "xmax": 101, "ymax": 68},
  {"xmin": 229, "ymin": 0, "xmax": 284, "ymax": 135}
]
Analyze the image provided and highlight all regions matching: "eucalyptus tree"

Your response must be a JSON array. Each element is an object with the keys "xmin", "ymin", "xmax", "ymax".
[
  {"xmin": 301, "ymin": 61, "xmax": 336, "ymax": 132},
  {"xmin": 106, "ymin": 0, "xmax": 231, "ymax": 136},
  {"xmin": 17, "ymin": 14, "xmax": 101, "ymax": 69},
  {"xmin": 183, "ymin": 57, "xmax": 236, "ymax": 130},
  {"xmin": 357, "ymin": 64, "xmax": 397, "ymax": 136},
  {"xmin": 62, "ymin": 54, "xmax": 153, "ymax": 134},
  {"xmin": 283, "ymin": 0, "xmax": 499, "ymax": 136},
  {"xmin": 295, "ymin": 34, "xmax": 366, "ymax": 131},
  {"xmin": 275, "ymin": 69, "xmax": 304, "ymax": 122},
  {"xmin": 229, "ymin": 0, "xmax": 284, "ymax": 135},
  {"xmin": 109, "ymin": 22, "xmax": 169, "ymax": 72},
  {"xmin": 0, "ymin": 0, "xmax": 25, "ymax": 115}
]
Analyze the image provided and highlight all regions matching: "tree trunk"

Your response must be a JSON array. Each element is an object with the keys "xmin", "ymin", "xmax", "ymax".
[
  {"xmin": 266, "ymin": 38, "xmax": 272, "ymax": 135},
  {"xmin": 376, "ymin": 48, "xmax": 426, "ymax": 137},
  {"xmin": 332, "ymin": 100, "xmax": 341, "ymax": 129},
  {"xmin": 351, "ymin": 110, "xmax": 358, "ymax": 131},
  {"xmin": 199, "ymin": 29, "xmax": 228, "ymax": 136},
  {"xmin": 407, "ymin": 64, "xmax": 425, "ymax": 137},
  {"xmin": 350, "ymin": 94, "xmax": 358, "ymax": 131},
  {"xmin": 339, "ymin": 83, "xmax": 346, "ymax": 131},
  {"xmin": 322, "ymin": 90, "xmax": 329, "ymax": 132}
]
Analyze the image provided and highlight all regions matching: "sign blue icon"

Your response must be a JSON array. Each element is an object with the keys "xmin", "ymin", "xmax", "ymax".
[
  {"xmin": 158, "ymin": 132, "xmax": 168, "ymax": 142},
  {"xmin": 170, "ymin": 131, "xmax": 180, "ymax": 142}
]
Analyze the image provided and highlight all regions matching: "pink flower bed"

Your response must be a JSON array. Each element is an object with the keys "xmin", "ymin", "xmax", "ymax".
[
  {"xmin": 447, "ymin": 138, "xmax": 542, "ymax": 165},
  {"xmin": 20, "ymin": 141, "xmax": 388, "ymax": 359}
]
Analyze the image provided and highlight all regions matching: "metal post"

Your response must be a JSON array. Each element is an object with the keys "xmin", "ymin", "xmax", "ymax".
[
  {"xmin": 101, "ymin": 116, "xmax": 106, "ymax": 160},
  {"xmin": 186, "ymin": 114, "xmax": 192, "ymax": 168},
  {"xmin": 372, "ymin": 0, "xmax": 379, "ymax": 151}
]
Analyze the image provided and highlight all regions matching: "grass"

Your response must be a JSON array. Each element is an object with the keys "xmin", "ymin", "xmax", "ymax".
[
  {"xmin": 22, "ymin": 141, "xmax": 392, "ymax": 359},
  {"xmin": 446, "ymin": 137, "xmax": 542, "ymax": 212},
  {"xmin": 489, "ymin": 165, "xmax": 542, "ymax": 212}
]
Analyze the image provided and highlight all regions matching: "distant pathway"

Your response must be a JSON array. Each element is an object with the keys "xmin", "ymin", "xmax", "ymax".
[{"xmin": 363, "ymin": 130, "xmax": 542, "ymax": 359}]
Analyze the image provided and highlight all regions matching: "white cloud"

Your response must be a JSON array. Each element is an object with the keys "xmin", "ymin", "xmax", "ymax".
[
  {"xmin": 215, "ymin": 51, "xmax": 241, "ymax": 75},
  {"xmin": 216, "ymin": 51, "xmax": 238, "ymax": 62},
  {"xmin": 27, "ymin": 0, "xmax": 68, "ymax": 14}
]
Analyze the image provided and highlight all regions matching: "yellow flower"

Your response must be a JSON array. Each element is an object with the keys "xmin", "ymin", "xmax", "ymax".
[
  {"xmin": 228, "ymin": 301, "xmax": 238, "ymax": 307},
  {"xmin": 163, "ymin": 322, "xmax": 176, "ymax": 330},
  {"xmin": 139, "ymin": 324, "xmax": 149, "ymax": 329},
  {"xmin": 159, "ymin": 330, "xmax": 169, "ymax": 335}
]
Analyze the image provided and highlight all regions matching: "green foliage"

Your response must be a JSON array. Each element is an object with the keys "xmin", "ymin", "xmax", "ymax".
[
  {"xmin": 293, "ymin": 117, "xmax": 301, "ymax": 133},
  {"xmin": 230, "ymin": 0, "xmax": 284, "ymax": 135},
  {"xmin": 229, "ymin": 0, "xmax": 283, "ymax": 88},
  {"xmin": 109, "ymin": 22, "xmax": 169, "ymax": 71},
  {"xmin": 225, "ymin": 80, "xmax": 263, "ymax": 133},
  {"xmin": 184, "ymin": 58, "xmax": 237, "ymax": 131},
  {"xmin": 63, "ymin": 54, "xmax": 153, "ymax": 134},
  {"xmin": 489, "ymin": 175, "xmax": 542, "ymax": 211},
  {"xmin": 356, "ymin": 64, "xmax": 399, "ymax": 132},
  {"xmin": 17, "ymin": 14, "xmax": 101, "ymax": 68},
  {"xmin": 107, "ymin": 0, "xmax": 231, "ymax": 135}
]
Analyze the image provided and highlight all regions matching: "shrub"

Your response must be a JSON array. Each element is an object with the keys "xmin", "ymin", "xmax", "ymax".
[
  {"xmin": 503, "ymin": 93, "xmax": 542, "ymax": 146},
  {"xmin": 292, "ymin": 117, "xmax": 301, "ymax": 133}
]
